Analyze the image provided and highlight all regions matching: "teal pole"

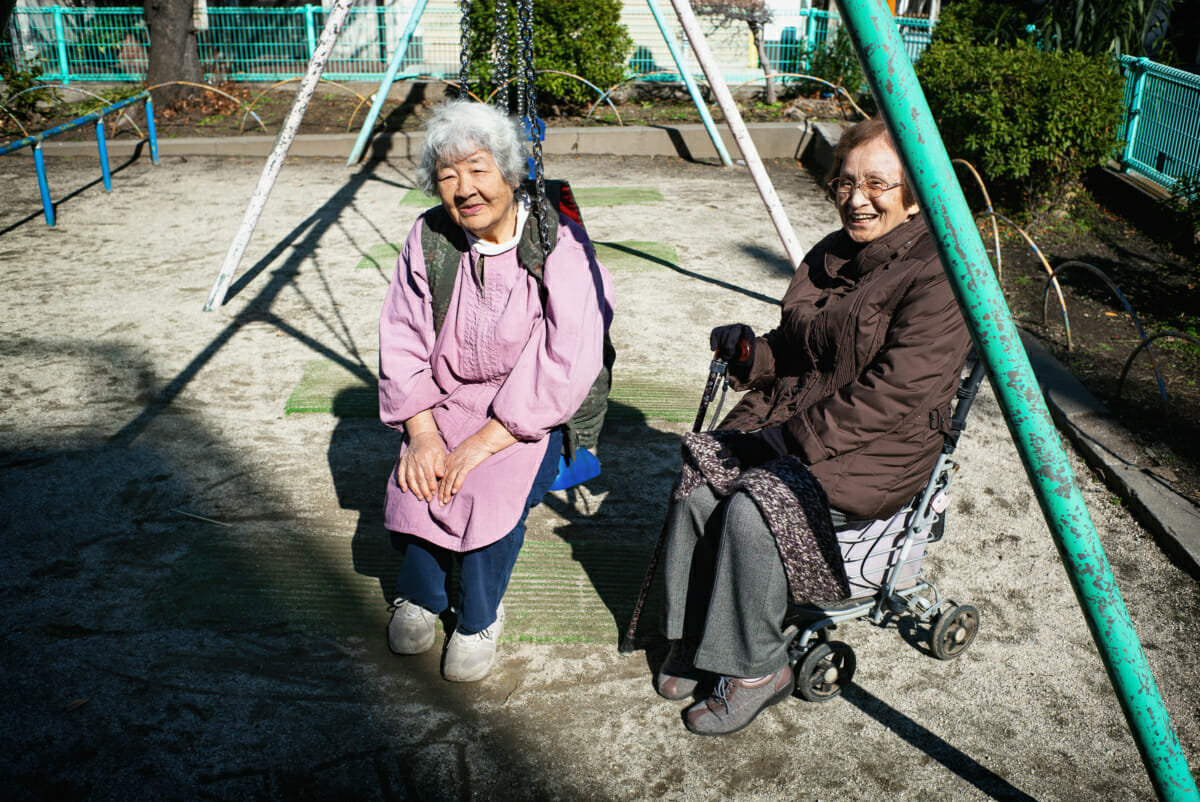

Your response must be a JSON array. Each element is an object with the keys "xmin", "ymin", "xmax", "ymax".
[
  {"xmin": 346, "ymin": 0, "xmax": 429, "ymax": 166},
  {"xmin": 95, "ymin": 118, "xmax": 112, "ymax": 192},
  {"xmin": 53, "ymin": 7, "xmax": 70, "ymax": 85},
  {"xmin": 305, "ymin": 4, "xmax": 318, "ymax": 59},
  {"xmin": 831, "ymin": 2, "xmax": 1198, "ymax": 800},
  {"xmin": 643, "ymin": 0, "xmax": 732, "ymax": 167},
  {"xmin": 145, "ymin": 94, "xmax": 160, "ymax": 164},
  {"xmin": 1122, "ymin": 57, "xmax": 1149, "ymax": 169}
]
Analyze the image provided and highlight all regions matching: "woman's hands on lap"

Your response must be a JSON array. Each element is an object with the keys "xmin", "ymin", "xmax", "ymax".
[
  {"xmin": 439, "ymin": 437, "xmax": 495, "ymax": 505},
  {"xmin": 398, "ymin": 415, "xmax": 520, "ymax": 506},
  {"xmin": 397, "ymin": 430, "xmax": 447, "ymax": 502},
  {"xmin": 438, "ymin": 419, "xmax": 519, "ymax": 505}
]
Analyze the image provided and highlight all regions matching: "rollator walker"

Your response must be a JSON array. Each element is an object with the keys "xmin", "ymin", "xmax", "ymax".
[{"xmin": 623, "ymin": 349, "xmax": 987, "ymax": 703}]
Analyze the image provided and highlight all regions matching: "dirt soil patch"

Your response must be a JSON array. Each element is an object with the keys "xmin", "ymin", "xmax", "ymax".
[{"xmin": 988, "ymin": 192, "xmax": 1200, "ymax": 507}]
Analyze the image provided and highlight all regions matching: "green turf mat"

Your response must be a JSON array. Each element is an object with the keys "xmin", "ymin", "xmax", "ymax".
[
  {"xmin": 400, "ymin": 189, "xmax": 434, "ymax": 206},
  {"xmin": 285, "ymin": 359, "xmax": 699, "ymax": 423},
  {"xmin": 504, "ymin": 540, "xmax": 659, "ymax": 643},
  {"xmin": 147, "ymin": 527, "xmax": 659, "ymax": 644},
  {"xmin": 400, "ymin": 187, "xmax": 663, "ymax": 208},
  {"xmin": 570, "ymin": 186, "xmax": 663, "ymax": 206},
  {"xmin": 284, "ymin": 359, "xmax": 377, "ymax": 417},
  {"xmin": 594, "ymin": 240, "xmax": 677, "ymax": 271},
  {"xmin": 608, "ymin": 376, "xmax": 701, "ymax": 423},
  {"xmin": 354, "ymin": 242, "xmax": 402, "ymax": 270}
]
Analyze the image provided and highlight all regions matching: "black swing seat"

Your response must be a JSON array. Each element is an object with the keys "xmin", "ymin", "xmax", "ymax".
[{"xmin": 783, "ymin": 354, "xmax": 987, "ymax": 702}]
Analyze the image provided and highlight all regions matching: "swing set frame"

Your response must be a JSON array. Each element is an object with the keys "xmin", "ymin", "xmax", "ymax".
[{"xmin": 203, "ymin": 0, "xmax": 803, "ymax": 312}]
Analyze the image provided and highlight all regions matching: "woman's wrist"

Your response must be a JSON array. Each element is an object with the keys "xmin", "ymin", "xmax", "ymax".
[
  {"xmin": 403, "ymin": 410, "xmax": 440, "ymax": 440},
  {"xmin": 467, "ymin": 419, "xmax": 518, "ymax": 456}
]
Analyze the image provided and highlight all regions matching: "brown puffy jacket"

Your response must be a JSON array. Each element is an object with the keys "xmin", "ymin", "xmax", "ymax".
[{"xmin": 720, "ymin": 216, "xmax": 972, "ymax": 519}]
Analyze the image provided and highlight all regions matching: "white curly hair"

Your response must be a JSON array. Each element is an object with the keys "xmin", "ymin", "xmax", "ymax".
[{"xmin": 416, "ymin": 100, "xmax": 528, "ymax": 195}]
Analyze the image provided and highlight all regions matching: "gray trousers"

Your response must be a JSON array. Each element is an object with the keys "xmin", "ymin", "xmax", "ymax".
[{"xmin": 661, "ymin": 484, "xmax": 792, "ymax": 678}]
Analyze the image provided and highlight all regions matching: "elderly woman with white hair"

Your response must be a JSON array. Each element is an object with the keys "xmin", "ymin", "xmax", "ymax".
[{"xmin": 378, "ymin": 100, "xmax": 613, "ymax": 682}]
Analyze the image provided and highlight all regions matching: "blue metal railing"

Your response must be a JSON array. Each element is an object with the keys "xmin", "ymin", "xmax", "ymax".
[
  {"xmin": 0, "ymin": 90, "xmax": 159, "ymax": 225},
  {"xmin": 1119, "ymin": 56, "xmax": 1200, "ymax": 192}
]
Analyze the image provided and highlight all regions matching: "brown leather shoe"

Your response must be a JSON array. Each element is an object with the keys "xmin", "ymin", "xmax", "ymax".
[
  {"xmin": 684, "ymin": 665, "xmax": 794, "ymax": 736},
  {"xmin": 655, "ymin": 640, "xmax": 700, "ymax": 701}
]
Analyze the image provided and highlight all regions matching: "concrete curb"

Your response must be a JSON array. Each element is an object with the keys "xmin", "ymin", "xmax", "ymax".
[
  {"xmin": 34, "ymin": 121, "xmax": 815, "ymax": 163},
  {"xmin": 1021, "ymin": 331, "xmax": 1200, "ymax": 578}
]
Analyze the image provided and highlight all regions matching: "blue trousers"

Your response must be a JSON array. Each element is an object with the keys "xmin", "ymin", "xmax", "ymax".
[{"xmin": 390, "ymin": 429, "xmax": 562, "ymax": 633}]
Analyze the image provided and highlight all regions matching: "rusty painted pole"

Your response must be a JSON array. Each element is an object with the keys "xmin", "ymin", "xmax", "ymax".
[{"xmin": 831, "ymin": 1, "xmax": 1198, "ymax": 799}]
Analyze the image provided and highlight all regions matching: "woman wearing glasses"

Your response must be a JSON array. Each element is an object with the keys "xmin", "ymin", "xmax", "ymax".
[{"xmin": 654, "ymin": 117, "xmax": 972, "ymax": 735}]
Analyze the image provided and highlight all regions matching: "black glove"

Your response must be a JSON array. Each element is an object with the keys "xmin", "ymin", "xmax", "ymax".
[
  {"xmin": 709, "ymin": 324, "xmax": 755, "ymax": 379},
  {"xmin": 715, "ymin": 427, "xmax": 790, "ymax": 470}
]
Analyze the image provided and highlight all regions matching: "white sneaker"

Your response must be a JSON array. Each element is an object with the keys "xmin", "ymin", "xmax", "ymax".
[
  {"xmin": 442, "ymin": 603, "xmax": 505, "ymax": 682},
  {"xmin": 387, "ymin": 598, "xmax": 438, "ymax": 655}
]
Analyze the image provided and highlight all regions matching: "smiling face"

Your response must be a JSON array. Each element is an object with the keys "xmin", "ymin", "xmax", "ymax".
[
  {"xmin": 835, "ymin": 136, "xmax": 920, "ymax": 244},
  {"xmin": 436, "ymin": 148, "xmax": 519, "ymax": 244}
]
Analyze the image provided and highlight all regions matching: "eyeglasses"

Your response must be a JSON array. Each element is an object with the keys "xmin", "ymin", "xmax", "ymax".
[{"xmin": 828, "ymin": 177, "xmax": 903, "ymax": 200}]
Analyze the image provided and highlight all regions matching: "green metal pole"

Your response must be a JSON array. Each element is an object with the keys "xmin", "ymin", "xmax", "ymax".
[{"xmin": 831, "ymin": 2, "xmax": 1198, "ymax": 800}]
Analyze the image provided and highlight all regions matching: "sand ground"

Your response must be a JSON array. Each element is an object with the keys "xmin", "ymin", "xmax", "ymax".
[{"xmin": 0, "ymin": 147, "xmax": 1197, "ymax": 800}]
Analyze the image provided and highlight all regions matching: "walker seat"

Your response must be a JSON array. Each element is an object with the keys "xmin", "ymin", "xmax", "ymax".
[{"xmin": 783, "ymin": 355, "xmax": 987, "ymax": 702}]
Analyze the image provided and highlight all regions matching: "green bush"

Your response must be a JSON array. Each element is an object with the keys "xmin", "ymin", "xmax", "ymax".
[
  {"xmin": 916, "ymin": 40, "xmax": 1125, "ymax": 213},
  {"xmin": 72, "ymin": 84, "xmax": 143, "ymax": 115},
  {"xmin": 928, "ymin": 0, "xmax": 1039, "ymax": 48},
  {"xmin": 0, "ymin": 60, "xmax": 59, "ymax": 123},
  {"xmin": 930, "ymin": 0, "xmax": 1183, "ymax": 64},
  {"xmin": 806, "ymin": 27, "xmax": 865, "ymax": 100},
  {"xmin": 465, "ymin": 0, "xmax": 632, "ymax": 109}
]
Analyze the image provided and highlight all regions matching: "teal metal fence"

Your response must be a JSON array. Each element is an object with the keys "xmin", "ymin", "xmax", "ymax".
[
  {"xmin": 1, "ymin": 3, "xmax": 931, "ymax": 85},
  {"xmin": 1119, "ymin": 55, "xmax": 1200, "ymax": 192}
]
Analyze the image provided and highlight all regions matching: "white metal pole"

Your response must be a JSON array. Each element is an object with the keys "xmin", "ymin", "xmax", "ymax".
[
  {"xmin": 203, "ymin": 0, "xmax": 357, "ymax": 311},
  {"xmin": 666, "ymin": 0, "xmax": 806, "ymax": 268}
]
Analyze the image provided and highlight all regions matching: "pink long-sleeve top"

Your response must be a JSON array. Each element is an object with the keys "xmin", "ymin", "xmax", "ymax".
[{"xmin": 378, "ymin": 209, "xmax": 614, "ymax": 552}]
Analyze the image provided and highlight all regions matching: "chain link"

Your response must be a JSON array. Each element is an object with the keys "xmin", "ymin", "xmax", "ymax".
[
  {"xmin": 458, "ymin": 0, "xmax": 471, "ymax": 96},
  {"xmin": 514, "ymin": 0, "xmax": 528, "ymax": 122},
  {"xmin": 517, "ymin": 0, "xmax": 550, "ymax": 254},
  {"xmin": 493, "ymin": 0, "xmax": 510, "ymax": 109}
]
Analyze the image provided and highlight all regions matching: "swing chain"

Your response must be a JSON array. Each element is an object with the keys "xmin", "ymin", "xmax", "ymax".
[
  {"xmin": 513, "ymin": 0, "xmax": 528, "ymax": 123},
  {"xmin": 517, "ymin": 0, "xmax": 550, "ymax": 255},
  {"xmin": 458, "ymin": 0, "xmax": 472, "ymax": 96},
  {"xmin": 494, "ymin": 0, "xmax": 510, "ymax": 109}
]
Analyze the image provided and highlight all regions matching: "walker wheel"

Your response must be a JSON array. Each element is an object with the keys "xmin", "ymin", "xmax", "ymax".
[
  {"xmin": 795, "ymin": 641, "xmax": 855, "ymax": 702},
  {"xmin": 930, "ymin": 603, "xmax": 979, "ymax": 660}
]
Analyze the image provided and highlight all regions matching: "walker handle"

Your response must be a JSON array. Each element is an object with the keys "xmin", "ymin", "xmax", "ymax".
[{"xmin": 693, "ymin": 351, "xmax": 728, "ymax": 433}]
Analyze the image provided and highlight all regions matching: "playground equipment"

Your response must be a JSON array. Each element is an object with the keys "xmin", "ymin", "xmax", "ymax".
[
  {"xmin": 204, "ymin": 0, "xmax": 356, "ymax": 311},
  {"xmin": 345, "ymin": 0, "xmax": 734, "ymax": 168},
  {"xmin": 832, "ymin": 0, "xmax": 1197, "ymax": 798},
  {"xmin": 0, "ymin": 90, "xmax": 158, "ymax": 226}
]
